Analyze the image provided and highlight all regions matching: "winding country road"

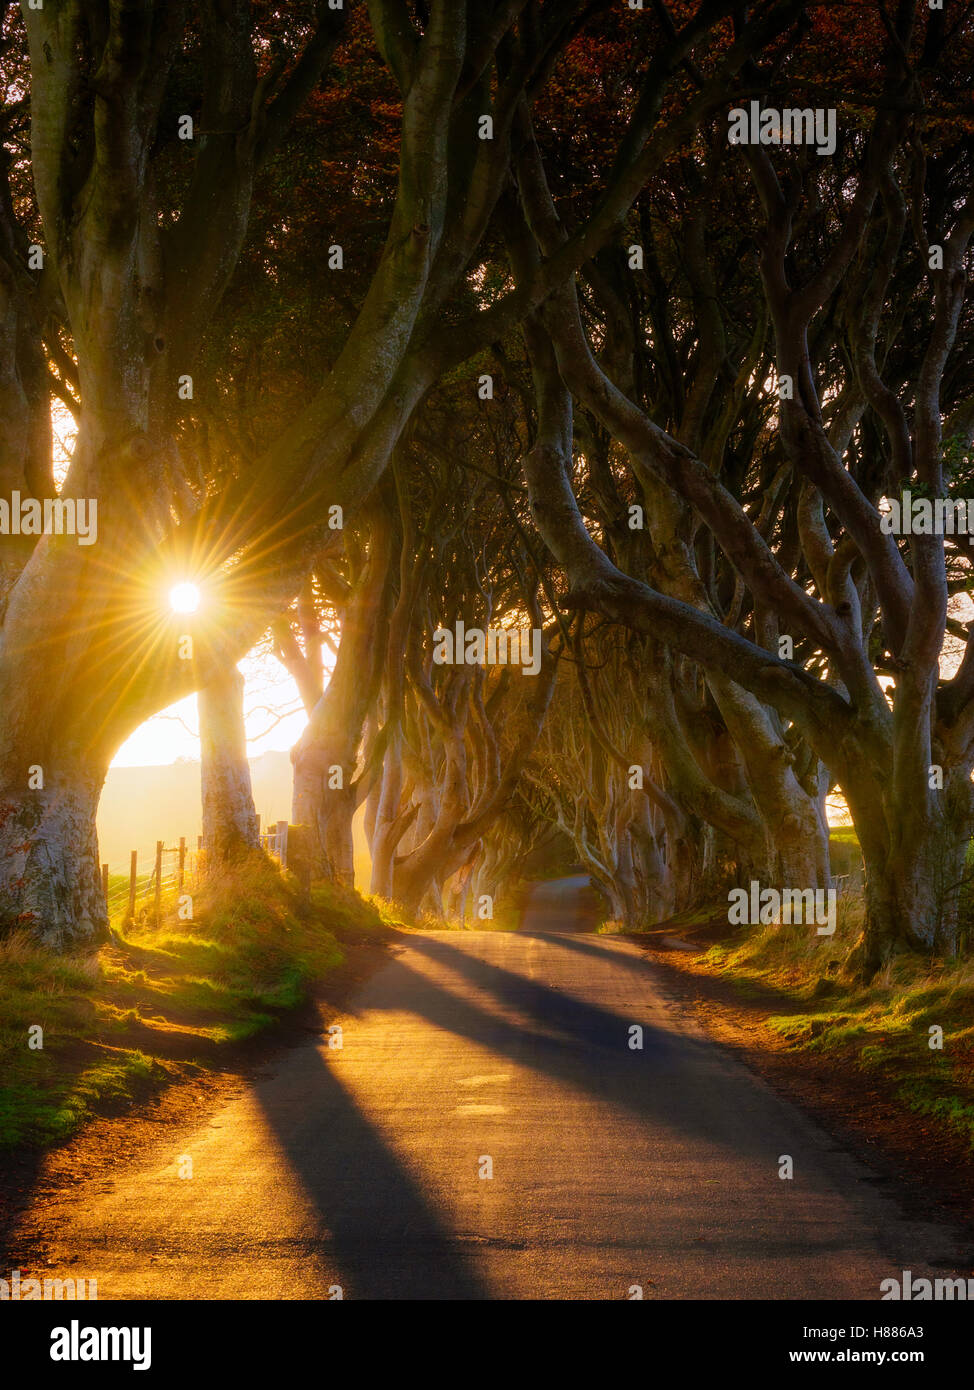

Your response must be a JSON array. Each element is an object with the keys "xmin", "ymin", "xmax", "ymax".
[{"xmin": 11, "ymin": 881, "xmax": 965, "ymax": 1300}]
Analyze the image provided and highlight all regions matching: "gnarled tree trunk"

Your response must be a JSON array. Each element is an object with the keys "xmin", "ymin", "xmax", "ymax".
[{"xmin": 0, "ymin": 760, "xmax": 106, "ymax": 948}]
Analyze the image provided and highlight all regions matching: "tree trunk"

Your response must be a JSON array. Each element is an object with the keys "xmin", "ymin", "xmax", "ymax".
[
  {"xmin": 291, "ymin": 746, "xmax": 356, "ymax": 885},
  {"xmin": 846, "ymin": 767, "xmax": 974, "ymax": 974},
  {"xmin": 291, "ymin": 517, "xmax": 393, "ymax": 884},
  {"xmin": 369, "ymin": 732, "xmax": 407, "ymax": 898},
  {"xmin": 392, "ymin": 736, "xmax": 468, "ymax": 912},
  {"xmin": 628, "ymin": 798, "xmax": 669, "ymax": 921},
  {"xmin": 0, "ymin": 763, "xmax": 107, "ymax": 948},
  {"xmin": 708, "ymin": 674, "xmax": 831, "ymax": 890},
  {"xmin": 199, "ymin": 665, "xmax": 259, "ymax": 864}
]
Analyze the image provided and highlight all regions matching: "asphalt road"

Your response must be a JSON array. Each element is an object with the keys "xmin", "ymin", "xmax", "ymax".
[{"xmin": 16, "ymin": 884, "xmax": 965, "ymax": 1300}]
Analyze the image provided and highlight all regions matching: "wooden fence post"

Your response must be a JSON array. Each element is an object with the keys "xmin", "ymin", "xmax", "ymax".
[
  {"xmin": 276, "ymin": 820, "xmax": 289, "ymax": 867},
  {"xmin": 128, "ymin": 850, "xmax": 138, "ymax": 918},
  {"xmin": 155, "ymin": 840, "xmax": 163, "ymax": 918},
  {"xmin": 178, "ymin": 836, "xmax": 186, "ymax": 891}
]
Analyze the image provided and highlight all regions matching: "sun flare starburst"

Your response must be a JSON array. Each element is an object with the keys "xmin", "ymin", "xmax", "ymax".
[{"xmin": 169, "ymin": 582, "xmax": 201, "ymax": 614}]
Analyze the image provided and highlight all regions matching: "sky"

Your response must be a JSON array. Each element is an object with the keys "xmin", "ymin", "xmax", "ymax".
[{"xmin": 111, "ymin": 648, "xmax": 309, "ymax": 767}]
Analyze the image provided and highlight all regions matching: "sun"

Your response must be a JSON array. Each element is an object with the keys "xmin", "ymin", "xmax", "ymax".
[{"xmin": 169, "ymin": 581, "xmax": 201, "ymax": 614}]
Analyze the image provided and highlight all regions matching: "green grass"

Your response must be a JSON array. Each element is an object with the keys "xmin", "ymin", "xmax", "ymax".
[
  {"xmin": 696, "ymin": 892, "xmax": 974, "ymax": 1149},
  {"xmin": 597, "ymin": 897, "xmax": 729, "ymax": 936},
  {"xmin": 829, "ymin": 826, "xmax": 863, "ymax": 878},
  {"xmin": 0, "ymin": 856, "xmax": 397, "ymax": 1150}
]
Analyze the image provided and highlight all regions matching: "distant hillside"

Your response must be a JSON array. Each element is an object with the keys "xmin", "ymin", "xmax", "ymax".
[
  {"xmin": 98, "ymin": 751, "xmax": 293, "ymax": 871},
  {"xmin": 97, "ymin": 751, "xmax": 371, "ymax": 890}
]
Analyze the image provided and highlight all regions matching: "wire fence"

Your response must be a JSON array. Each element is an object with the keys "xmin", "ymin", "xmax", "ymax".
[{"xmin": 105, "ymin": 816, "xmax": 290, "ymax": 922}]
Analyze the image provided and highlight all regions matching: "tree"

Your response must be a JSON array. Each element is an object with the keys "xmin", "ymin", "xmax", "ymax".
[
  {"xmin": 0, "ymin": 0, "xmax": 349, "ymax": 942},
  {"xmin": 288, "ymin": 502, "xmax": 395, "ymax": 884},
  {"xmin": 199, "ymin": 660, "xmax": 260, "ymax": 864},
  {"xmin": 4, "ymin": 0, "xmax": 687, "ymax": 945},
  {"xmin": 507, "ymin": 1, "xmax": 974, "ymax": 968}
]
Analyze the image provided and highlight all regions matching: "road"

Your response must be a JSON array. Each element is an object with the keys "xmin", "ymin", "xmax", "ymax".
[{"xmin": 12, "ymin": 883, "xmax": 964, "ymax": 1300}]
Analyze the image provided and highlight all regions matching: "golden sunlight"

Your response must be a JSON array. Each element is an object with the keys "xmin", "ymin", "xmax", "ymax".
[{"xmin": 169, "ymin": 582, "xmax": 201, "ymax": 614}]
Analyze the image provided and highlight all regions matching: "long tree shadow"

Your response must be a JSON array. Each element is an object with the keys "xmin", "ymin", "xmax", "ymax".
[
  {"xmin": 246, "ymin": 941, "xmax": 714, "ymax": 1298},
  {"xmin": 517, "ymin": 927, "xmax": 663, "ymax": 970},
  {"xmin": 363, "ymin": 941, "xmax": 758, "ymax": 1147},
  {"xmin": 250, "ymin": 1038, "xmax": 491, "ymax": 1300},
  {"xmin": 406, "ymin": 932, "xmax": 677, "ymax": 1052},
  {"xmin": 247, "ymin": 933, "xmax": 861, "ymax": 1298}
]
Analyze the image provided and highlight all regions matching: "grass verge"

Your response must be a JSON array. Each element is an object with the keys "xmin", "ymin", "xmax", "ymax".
[
  {"xmin": 0, "ymin": 856, "xmax": 396, "ymax": 1151},
  {"xmin": 691, "ymin": 890, "xmax": 974, "ymax": 1150}
]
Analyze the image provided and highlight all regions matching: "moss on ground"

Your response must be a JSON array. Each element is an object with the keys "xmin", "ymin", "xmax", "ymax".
[
  {"xmin": 697, "ymin": 892, "xmax": 974, "ymax": 1150},
  {"xmin": 0, "ymin": 857, "xmax": 396, "ymax": 1149}
]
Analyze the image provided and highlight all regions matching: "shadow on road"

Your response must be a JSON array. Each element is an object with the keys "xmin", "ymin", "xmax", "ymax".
[
  {"xmin": 383, "ymin": 937, "xmax": 737, "ymax": 1145},
  {"xmin": 253, "ymin": 1042, "xmax": 491, "ymax": 1300},
  {"xmin": 407, "ymin": 932, "xmax": 670, "ymax": 1058},
  {"xmin": 249, "ymin": 931, "xmax": 725, "ymax": 1297},
  {"xmin": 522, "ymin": 929, "xmax": 652, "ymax": 968}
]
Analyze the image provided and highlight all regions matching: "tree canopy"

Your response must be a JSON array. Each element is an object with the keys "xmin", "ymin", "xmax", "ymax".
[{"xmin": 1, "ymin": 0, "xmax": 973, "ymax": 975}]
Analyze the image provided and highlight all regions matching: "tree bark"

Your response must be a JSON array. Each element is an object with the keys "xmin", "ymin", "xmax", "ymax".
[
  {"xmin": 0, "ymin": 762, "xmax": 106, "ymax": 948},
  {"xmin": 199, "ymin": 665, "xmax": 259, "ymax": 865},
  {"xmin": 848, "ymin": 767, "xmax": 974, "ymax": 973},
  {"xmin": 290, "ymin": 519, "xmax": 393, "ymax": 884}
]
